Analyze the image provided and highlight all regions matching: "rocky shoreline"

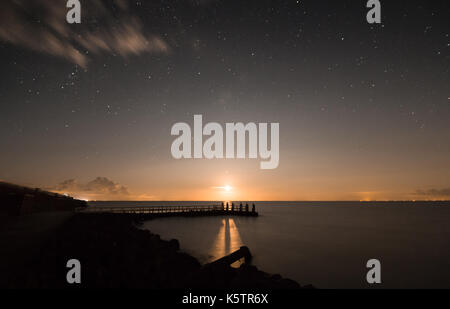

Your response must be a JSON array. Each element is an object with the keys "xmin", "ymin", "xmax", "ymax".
[{"xmin": 4, "ymin": 213, "xmax": 313, "ymax": 289}]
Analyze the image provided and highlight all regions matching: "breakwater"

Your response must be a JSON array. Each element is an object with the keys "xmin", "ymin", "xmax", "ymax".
[{"xmin": 2, "ymin": 213, "xmax": 308, "ymax": 289}]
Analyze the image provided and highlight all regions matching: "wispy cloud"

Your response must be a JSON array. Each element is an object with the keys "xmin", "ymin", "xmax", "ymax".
[
  {"xmin": 0, "ymin": 0, "xmax": 169, "ymax": 68},
  {"xmin": 414, "ymin": 188, "xmax": 450, "ymax": 198},
  {"xmin": 50, "ymin": 177, "xmax": 132, "ymax": 200}
]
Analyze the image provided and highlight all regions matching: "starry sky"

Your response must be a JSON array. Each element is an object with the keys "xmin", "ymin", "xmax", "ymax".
[{"xmin": 0, "ymin": 0, "xmax": 449, "ymax": 201}]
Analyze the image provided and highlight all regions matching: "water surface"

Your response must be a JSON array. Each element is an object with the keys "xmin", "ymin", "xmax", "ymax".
[{"xmin": 91, "ymin": 201, "xmax": 450, "ymax": 288}]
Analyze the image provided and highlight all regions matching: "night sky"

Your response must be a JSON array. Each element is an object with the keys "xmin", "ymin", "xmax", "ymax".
[{"xmin": 0, "ymin": 0, "xmax": 449, "ymax": 201}]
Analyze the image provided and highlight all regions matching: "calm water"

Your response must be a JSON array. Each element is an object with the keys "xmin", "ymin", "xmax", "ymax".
[{"xmin": 90, "ymin": 201, "xmax": 450, "ymax": 288}]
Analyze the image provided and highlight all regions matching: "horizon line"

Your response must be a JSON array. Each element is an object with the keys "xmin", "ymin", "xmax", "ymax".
[{"xmin": 87, "ymin": 200, "xmax": 450, "ymax": 203}]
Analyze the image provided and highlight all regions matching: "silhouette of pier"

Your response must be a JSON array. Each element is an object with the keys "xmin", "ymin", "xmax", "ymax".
[{"xmin": 78, "ymin": 202, "xmax": 258, "ymax": 217}]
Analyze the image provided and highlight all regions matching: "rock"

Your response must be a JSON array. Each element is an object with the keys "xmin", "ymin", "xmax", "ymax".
[
  {"xmin": 2, "ymin": 213, "xmax": 311, "ymax": 289},
  {"xmin": 168, "ymin": 239, "xmax": 180, "ymax": 251}
]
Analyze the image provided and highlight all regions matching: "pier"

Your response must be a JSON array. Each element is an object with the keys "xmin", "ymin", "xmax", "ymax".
[{"xmin": 78, "ymin": 202, "xmax": 258, "ymax": 217}]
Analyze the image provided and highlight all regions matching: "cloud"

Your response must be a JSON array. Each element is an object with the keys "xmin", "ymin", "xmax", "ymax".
[
  {"xmin": 53, "ymin": 179, "xmax": 79, "ymax": 192},
  {"xmin": 86, "ymin": 177, "xmax": 130, "ymax": 196},
  {"xmin": 51, "ymin": 176, "xmax": 131, "ymax": 200},
  {"xmin": 414, "ymin": 188, "xmax": 450, "ymax": 198},
  {"xmin": 0, "ymin": 0, "xmax": 169, "ymax": 68}
]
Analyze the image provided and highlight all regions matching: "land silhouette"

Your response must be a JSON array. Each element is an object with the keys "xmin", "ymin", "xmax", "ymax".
[{"xmin": 0, "ymin": 182, "xmax": 308, "ymax": 289}]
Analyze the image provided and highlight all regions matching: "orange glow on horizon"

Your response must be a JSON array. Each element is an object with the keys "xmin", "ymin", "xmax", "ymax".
[{"xmin": 44, "ymin": 172, "xmax": 450, "ymax": 202}]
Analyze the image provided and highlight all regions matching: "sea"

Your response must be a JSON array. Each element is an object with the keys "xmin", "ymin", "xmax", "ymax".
[{"xmin": 88, "ymin": 201, "xmax": 450, "ymax": 288}]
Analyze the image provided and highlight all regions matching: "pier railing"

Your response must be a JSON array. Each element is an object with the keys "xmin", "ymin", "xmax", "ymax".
[{"xmin": 78, "ymin": 203, "xmax": 258, "ymax": 217}]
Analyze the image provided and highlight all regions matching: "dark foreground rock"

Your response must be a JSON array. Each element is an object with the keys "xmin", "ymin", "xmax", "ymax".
[{"xmin": 3, "ymin": 213, "xmax": 312, "ymax": 289}]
